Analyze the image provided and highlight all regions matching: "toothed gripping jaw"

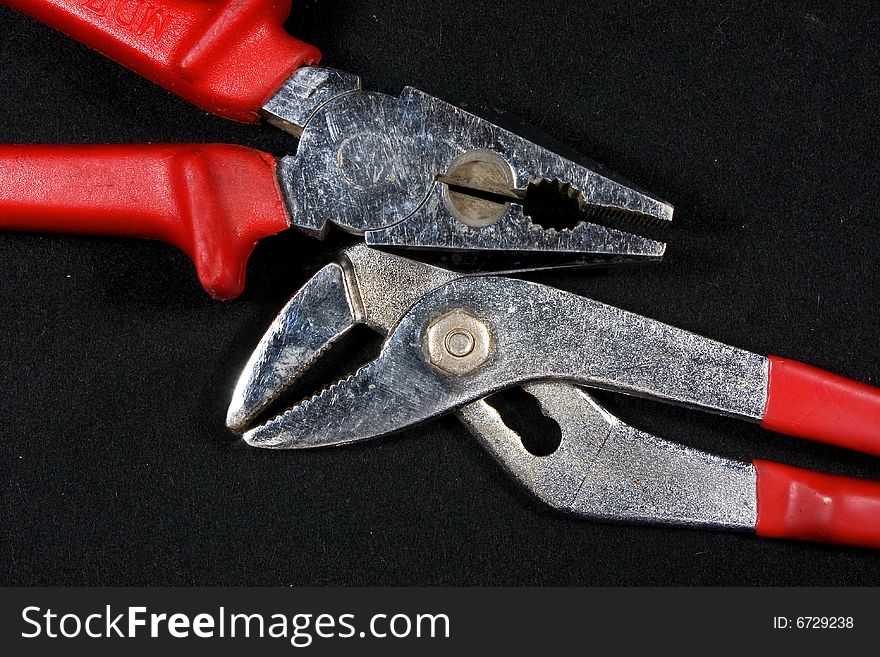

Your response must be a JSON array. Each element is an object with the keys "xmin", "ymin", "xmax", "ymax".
[
  {"xmin": 226, "ymin": 262, "xmax": 361, "ymax": 434},
  {"xmin": 226, "ymin": 245, "xmax": 458, "ymax": 436}
]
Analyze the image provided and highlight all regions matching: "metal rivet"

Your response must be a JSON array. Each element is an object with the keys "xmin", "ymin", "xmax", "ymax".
[
  {"xmin": 444, "ymin": 328, "xmax": 475, "ymax": 357},
  {"xmin": 439, "ymin": 150, "xmax": 516, "ymax": 228},
  {"xmin": 425, "ymin": 309, "xmax": 493, "ymax": 375}
]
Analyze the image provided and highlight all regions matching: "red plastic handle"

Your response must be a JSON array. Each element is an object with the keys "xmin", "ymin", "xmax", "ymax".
[
  {"xmin": 0, "ymin": 144, "xmax": 291, "ymax": 299},
  {"xmin": 755, "ymin": 460, "xmax": 880, "ymax": 549},
  {"xmin": 761, "ymin": 355, "xmax": 880, "ymax": 457},
  {"xmin": 4, "ymin": 0, "xmax": 321, "ymax": 122}
]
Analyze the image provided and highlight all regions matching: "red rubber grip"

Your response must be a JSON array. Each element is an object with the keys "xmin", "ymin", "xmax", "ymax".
[
  {"xmin": 761, "ymin": 355, "xmax": 880, "ymax": 457},
  {"xmin": 4, "ymin": 0, "xmax": 321, "ymax": 122},
  {"xmin": 754, "ymin": 460, "xmax": 880, "ymax": 549},
  {"xmin": 0, "ymin": 144, "xmax": 291, "ymax": 299}
]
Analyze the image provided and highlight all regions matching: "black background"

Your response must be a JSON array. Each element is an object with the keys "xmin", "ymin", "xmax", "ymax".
[{"xmin": 1, "ymin": 1, "xmax": 879, "ymax": 585}]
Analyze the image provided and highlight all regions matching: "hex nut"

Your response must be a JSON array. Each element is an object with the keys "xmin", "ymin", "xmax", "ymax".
[{"xmin": 425, "ymin": 309, "xmax": 493, "ymax": 375}]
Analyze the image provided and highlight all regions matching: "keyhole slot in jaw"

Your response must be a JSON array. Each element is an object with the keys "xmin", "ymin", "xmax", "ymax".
[{"xmin": 485, "ymin": 386, "xmax": 563, "ymax": 457}]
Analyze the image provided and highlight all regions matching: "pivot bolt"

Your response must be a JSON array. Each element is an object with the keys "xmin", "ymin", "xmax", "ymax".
[
  {"xmin": 439, "ymin": 149, "xmax": 516, "ymax": 228},
  {"xmin": 425, "ymin": 309, "xmax": 493, "ymax": 375},
  {"xmin": 444, "ymin": 328, "xmax": 475, "ymax": 357}
]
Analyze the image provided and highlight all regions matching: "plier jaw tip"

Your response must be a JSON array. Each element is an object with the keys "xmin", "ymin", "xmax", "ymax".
[
  {"xmin": 226, "ymin": 245, "xmax": 459, "ymax": 437},
  {"xmin": 226, "ymin": 260, "xmax": 361, "ymax": 435}
]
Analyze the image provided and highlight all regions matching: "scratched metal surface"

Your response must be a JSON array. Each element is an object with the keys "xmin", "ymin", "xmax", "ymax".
[
  {"xmin": 231, "ymin": 246, "xmax": 760, "ymax": 530},
  {"xmin": 243, "ymin": 271, "xmax": 769, "ymax": 449},
  {"xmin": 276, "ymin": 83, "xmax": 670, "ymax": 264},
  {"xmin": 1, "ymin": 1, "xmax": 879, "ymax": 585},
  {"xmin": 459, "ymin": 382, "xmax": 758, "ymax": 530}
]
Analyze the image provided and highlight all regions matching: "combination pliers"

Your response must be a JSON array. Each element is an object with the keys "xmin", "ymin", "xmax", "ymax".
[{"xmin": 0, "ymin": 0, "xmax": 669, "ymax": 299}]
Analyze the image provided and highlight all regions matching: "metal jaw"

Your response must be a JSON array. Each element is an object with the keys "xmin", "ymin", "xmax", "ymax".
[
  {"xmin": 226, "ymin": 245, "xmax": 458, "ymax": 433},
  {"xmin": 237, "ymin": 270, "xmax": 769, "ymax": 449},
  {"xmin": 228, "ymin": 245, "xmax": 758, "ymax": 532},
  {"xmin": 263, "ymin": 67, "xmax": 672, "ymax": 269}
]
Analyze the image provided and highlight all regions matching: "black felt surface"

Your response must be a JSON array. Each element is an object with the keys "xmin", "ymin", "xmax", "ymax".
[{"xmin": 1, "ymin": 1, "xmax": 879, "ymax": 585}]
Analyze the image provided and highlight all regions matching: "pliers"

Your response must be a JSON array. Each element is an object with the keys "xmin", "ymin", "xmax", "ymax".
[
  {"xmin": 0, "ymin": 0, "xmax": 670, "ymax": 299},
  {"xmin": 228, "ymin": 244, "xmax": 880, "ymax": 550}
]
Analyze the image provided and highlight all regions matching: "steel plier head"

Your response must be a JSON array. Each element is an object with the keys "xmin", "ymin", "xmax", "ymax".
[{"xmin": 272, "ymin": 67, "xmax": 672, "ymax": 272}]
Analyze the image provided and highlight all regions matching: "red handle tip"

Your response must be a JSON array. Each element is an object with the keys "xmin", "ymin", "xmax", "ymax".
[
  {"xmin": 755, "ymin": 459, "xmax": 880, "ymax": 549},
  {"xmin": 762, "ymin": 355, "xmax": 880, "ymax": 457}
]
